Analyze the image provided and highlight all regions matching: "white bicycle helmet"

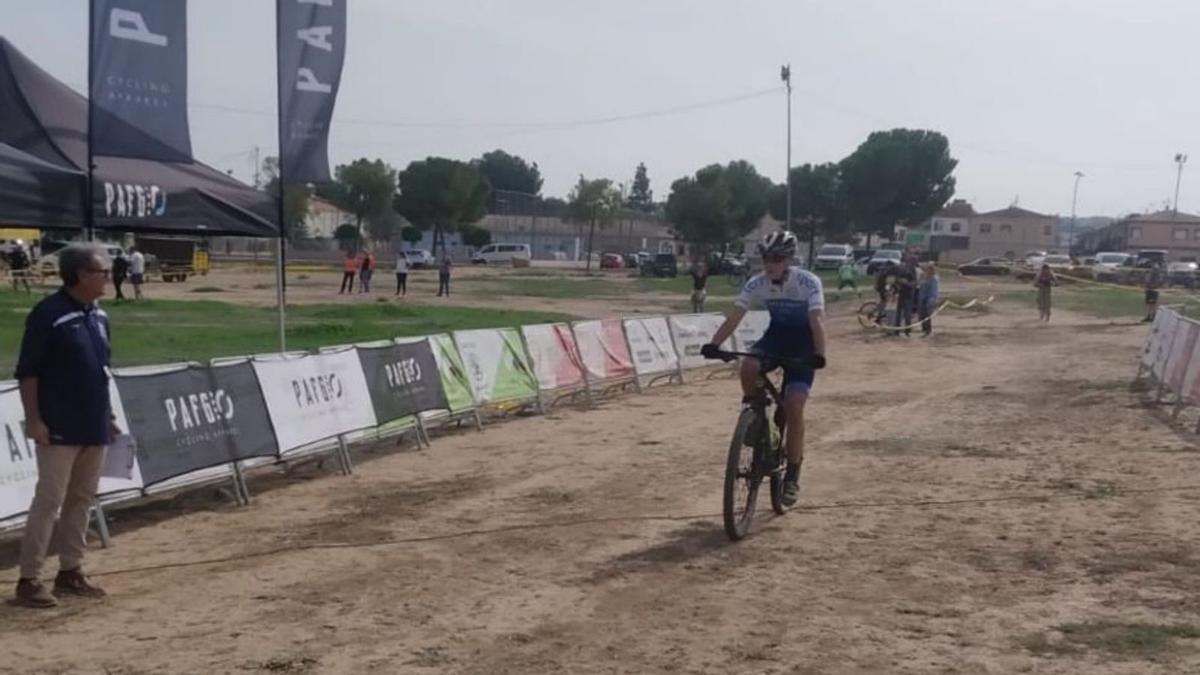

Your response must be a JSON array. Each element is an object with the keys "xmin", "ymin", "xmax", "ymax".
[{"xmin": 757, "ymin": 230, "xmax": 798, "ymax": 258}]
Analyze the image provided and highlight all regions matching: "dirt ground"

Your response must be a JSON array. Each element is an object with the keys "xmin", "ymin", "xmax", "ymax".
[{"xmin": 4, "ymin": 289, "xmax": 1200, "ymax": 674}]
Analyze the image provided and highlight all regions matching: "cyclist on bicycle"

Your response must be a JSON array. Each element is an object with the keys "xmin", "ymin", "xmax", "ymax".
[{"xmin": 701, "ymin": 230, "xmax": 826, "ymax": 506}]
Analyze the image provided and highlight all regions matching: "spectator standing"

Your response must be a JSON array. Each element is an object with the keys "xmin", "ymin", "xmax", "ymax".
[
  {"xmin": 358, "ymin": 251, "xmax": 373, "ymax": 293},
  {"xmin": 1034, "ymin": 263, "xmax": 1057, "ymax": 322},
  {"xmin": 111, "ymin": 249, "xmax": 129, "ymax": 300},
  {"xmin": 9, "ymin": 244, "xmax": 32, "ymax": 292},
  {"xmin": 918, "ymin": 263, "xmax": 940, "ymax": 336},
  {"xmin": 690, "ymin": 260, "xmax": 709, "ymax": 312},
  {"xmin": 13, "ymin": 244, "xmax": 117, "ymax": 608},
  {"xmin": 128, "ymin": 247, "xmax": 145, "ymax": 300},
  {"xmin": 339, "ymin": 251, "xmax": 356, "ymax": 294},
  {"xmin": 437, "ymin": 254, "xmax": 452, "ymax": 296},
  {"xmin": 893, "ymin": 258, "xmax": 918, "ymax": 336},
  {"xmin": 837, "ymin": 259, "xmax": 858, "ymax": 294},
  {"xmin": 395, "ymin": 251, "xmax": 409, "ymax": 297},
  {"xmin": 1144, "ymin": 262, "xmax": 1164, "ymax": 323}
]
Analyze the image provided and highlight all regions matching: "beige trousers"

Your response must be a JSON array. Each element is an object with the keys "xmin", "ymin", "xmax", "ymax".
[{"xmin": 19, "ymin": 445, "xmax": 106, "ymax": 580}]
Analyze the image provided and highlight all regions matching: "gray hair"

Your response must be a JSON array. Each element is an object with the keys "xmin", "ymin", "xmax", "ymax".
[{"xmin": 59, "ymin": 243, "xmax": 111, "ymax": 287}]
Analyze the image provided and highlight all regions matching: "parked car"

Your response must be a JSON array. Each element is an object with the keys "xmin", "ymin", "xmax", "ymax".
[
  {"xmin": 866, "ymin": 249, "xmax": 903, "ymax": 275},
  {"xmin": 1042, "ymin": 254, "xmax": 1075, "ymax": 272},
  {"xmin": 641, "ymin": 253, "xmax": 678, "ymax": 278},
  {"xmin": 403, "ymin": 248, "xmax": 435, "ymax": 268},
  {"xmin": 599, "ymin": 252, "xmax": 624, "ymax": 269},
  {"xmin": 813, "ymin": 244, "xmax": 855, "ymax": 271},
  {"xmin": 706, "ymin": 252, "xmax": 747, "ymax": 276},
  {"xmin": 37, "ymin": 244, "xmax": 129, "ymax": 278},
  {"xmin": 471, "ymin": 243, "xmax": 532, "ymax": 265},
  {"xmin": 957, "ymin": 257, "xmax": 1013, "ymax": 276},
  {"xmin": 1025, "ymin": 250, "xmax": 1048, "ymax": 268},
  {"xmin": 1168, "ymin": 261, "xmax": 1199, "ymax": 288},
  {"xmin": 1091, "ymin": 252, "xmax": 1132, "ymax": 281}
]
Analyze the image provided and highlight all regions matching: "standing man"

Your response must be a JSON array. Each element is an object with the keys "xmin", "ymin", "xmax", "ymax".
[
  {"xmin": 9, "ymin": 243, "xmax": 32, "ymax": 292},
  {"xmin": 358, "ymin": 249, "xmax": 374, "ymax": 294},
  {"xmin": 917, "ymin": 263, "xmax": 940, "ymax": 336},
  {"xmin": 893, "ymin": 256, "xmax": 918, "ymax": 336},
  {"xmin": 837, "ymin": 258, "xmax": 858, "ymax": 295},
  {"xmin": 111, "ymin": 249, "xmax": 129, "ymax": 301},
  {"xmin": 437, "ymin": 254, "xmax": 452, "ymax": 297},
  {"xmin": 1144, "ymin": 262, "xmax": 1164, "ymax": 323},
  {"xmin": 128, "ymin": 246, "xmax": 145, "ymax": 300},
  {"xmin": 13, "ymin": 244, "xmax": 116, "ymax": 608},
  {"xmin": 395, "ymin": 250, "xmax": 409, "ymax": 297},
  {"xmin": 690, "ymin": 260, "xmax": 709, "ymax": 313},
  {"xmin": 339, "ymin": 250, "xmax": 356, "ymax": 294}
]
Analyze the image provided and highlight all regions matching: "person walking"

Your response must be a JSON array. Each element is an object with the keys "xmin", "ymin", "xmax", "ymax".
[
  {"xmin": 437, "ymin": 254, "xmax": 452, "ymax": 296},
  {"xmin": 128, "ymin": 247, "xmax": 145, "ymax": 299},
  {"xmin": 111, "ymin": 249, "xmax": 129, "ymax": 300},
  {"xmin": 339, "ymin": 250, "xmax": 356, "ymax": 294},
  {"xmin": 394, "ymin": 251, "xmax": 409, "ymax": 297},
  {"xmin": 893, "ymin": 257, "xmax": 918, "ymax": 336},
  {"xmin": 1034, "ymin": 263, "xmax": 1057, "ymax": 322},
  {"xmin": 837, "ymin": 258, "xmax": 859, "ymax": 295},
  {"xmin": 917, "ymin": 263, "xmax": 940, "ymax": 336},
  {"xmin": 9, "ymin": 244, "xmax": 32, "ymax": 292},
  {"xmin": 1144, "ymin": 262, "xmax": 1164, "ymax": 323},
  {"xmin": 690, "ymin": 260, "xmax": 709, "ymax": 312},
  {"xmin": 12, "ymin": 244, "xmax": 117, "ymax": 608},
  {"xmin": 358, "ymin": 250, "xmax": 373, "ymax": 293}
]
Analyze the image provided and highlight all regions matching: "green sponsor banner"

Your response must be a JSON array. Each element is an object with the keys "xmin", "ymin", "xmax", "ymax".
[
  {"xmin": 431, "ymin": 334, "xmax": 477, "ymax": 413},
  {"xmin": 490, "ymin": 328, "xmax": 539, "ymax": 405}
]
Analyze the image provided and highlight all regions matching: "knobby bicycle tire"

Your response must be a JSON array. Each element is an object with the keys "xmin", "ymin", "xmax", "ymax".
[{"xmin": 724, "ymin": 407, "xmax": 763, "ymax": 540}]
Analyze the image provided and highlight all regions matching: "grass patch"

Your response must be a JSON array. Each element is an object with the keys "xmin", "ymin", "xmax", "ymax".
[
  {"xmin": 0, "ymin": 289, "xmax": 573, "ymax": 371},
  {"xmin": 1044, "ymin": 622, "xmax": 1200, "ymax": 659},
  {"xmin": 189, "ymin": 286, "xmax": 225, "ymax": 293}
]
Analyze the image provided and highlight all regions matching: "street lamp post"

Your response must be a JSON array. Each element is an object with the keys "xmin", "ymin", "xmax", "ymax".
[
  {"xmin": 1070, "ymin": 171, "xmax": 1084, "ymax": 256},
  {"xmin": 781, "ymin": 64, "xmax": 792, "ymax": 233},
  {"xmin": 1174, "ymin": 153, "xmax": 1188, "ymax": 216}
]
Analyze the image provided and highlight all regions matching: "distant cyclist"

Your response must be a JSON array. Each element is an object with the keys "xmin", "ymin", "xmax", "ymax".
[{"xmin": 702, "ymin": 230, "xmax": 826, "ymax": 506}]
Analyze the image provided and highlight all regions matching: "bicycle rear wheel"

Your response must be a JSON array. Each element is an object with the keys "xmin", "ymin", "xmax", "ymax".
[
  {"xmin": 857, "ymin": 301, "xmax": 880, "ymax": 329},
  {"xmin": 724, "ymin": 408, "xmax": 764, "ymax": 540}
]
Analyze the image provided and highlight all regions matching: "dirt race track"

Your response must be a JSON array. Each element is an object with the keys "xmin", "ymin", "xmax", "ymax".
[{"xmin": 4, "ymin": 299, "xmax": 1200, "ymax": 674}]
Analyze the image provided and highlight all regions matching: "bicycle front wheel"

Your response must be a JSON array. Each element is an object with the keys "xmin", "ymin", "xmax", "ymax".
[
  {"xmin": 857, "ymin": 301, "xmax": 880, "ymax": 329},
  {"xmin": 724, "ymin": 408, "xmax": 764, "ymax": 540}
]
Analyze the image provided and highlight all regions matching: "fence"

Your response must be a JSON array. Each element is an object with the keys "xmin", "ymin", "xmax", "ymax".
[
  {"xmin": 0, "ymin": 310, "xmax": 773, "ymax": 542},
  {"xmin": 1134, "ymin": 307, "xmax": 1200, "ymax": 428}
]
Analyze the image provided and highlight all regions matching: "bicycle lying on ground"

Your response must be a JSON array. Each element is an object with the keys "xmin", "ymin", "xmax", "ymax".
[{"xmin": 703, "ymin": 349, "xmax": 804, "ymax": 540}]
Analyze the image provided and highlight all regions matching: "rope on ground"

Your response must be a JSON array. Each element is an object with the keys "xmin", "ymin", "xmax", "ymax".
[
  {"xmin": 6, "ymin": 480, "xmax": 1197, "ymax": 583},
  {"xmin": 857, "ymin": 294, "xmax": 996, "ymax": 332}
]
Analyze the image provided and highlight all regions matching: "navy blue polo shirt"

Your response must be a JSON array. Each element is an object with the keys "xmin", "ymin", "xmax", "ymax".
[{"xmin": 14, "ymin": 289, "xmax": 112, "ymax": 445}]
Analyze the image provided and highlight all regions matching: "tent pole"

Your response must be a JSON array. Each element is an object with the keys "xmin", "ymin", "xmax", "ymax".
[
  {"xmin": 273, "ymin": 0, "xmax": 287, "ymax": 353},
  {"xmin": 84, "ymin": 0, "xmax": 96, "ymax": 242}
]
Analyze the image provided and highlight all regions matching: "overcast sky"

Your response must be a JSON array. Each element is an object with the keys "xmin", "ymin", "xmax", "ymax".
[{"xmin": 6, "ymin": 0, "xmax": 1200, "ymax": 217}]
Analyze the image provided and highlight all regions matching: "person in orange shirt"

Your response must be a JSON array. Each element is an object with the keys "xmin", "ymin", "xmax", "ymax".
[{"xmin": 339, "ymin": 250, "xmax": 356, "ymax": 294}]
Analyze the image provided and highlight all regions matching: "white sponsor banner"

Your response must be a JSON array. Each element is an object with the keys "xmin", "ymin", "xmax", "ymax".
[
  {"xmin": 101, "ymin": 372, "xmax": 145, "ymax": 497},
  {"xmin": 0, "ymin": 383, "xmax": 38, "ymax": 522},
  {"xmin": 732, "ymin": 310, "xmax": 771, "ymax": 351},
  {"xmin": 1166, "ymin": 317, "xmax": 1200, "ymax": 396},
  {"xmin": 669, "ymin": 313, "xmax": 732, "ymax": 370},
  {"xmin": 521, "ymin": 323, "xmax": 585, "ymax": 392},
  {"xmin": 1142, "ymin": 310, "xmax": 1168, "ymax": 370},
  {"xmin": 252, "ymin": 351, "xmax": 377, "ymax": 453},
  {"xmin": 623, "ymin": 317, "xmax": 679, "ymax": 376},
  {"xmin": 1151, "ymin": 310, "xmax": 1181, "ymax": 382},
  {"xmin": 453, "ymin": 328, "xmax": 538, "ymax": 405},
  {"xmin": 572, "ymin": 319, "xmax": 635, "ymax": 381}
]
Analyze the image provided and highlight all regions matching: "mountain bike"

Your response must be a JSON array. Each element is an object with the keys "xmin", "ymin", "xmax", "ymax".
[{"xmin": 704, "ymin": 349, "xmax": 801, "ymax": 540}]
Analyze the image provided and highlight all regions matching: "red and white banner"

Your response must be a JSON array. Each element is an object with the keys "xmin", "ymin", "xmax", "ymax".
[
  {"xmin": 521, "ymin": 323, "xmax": 586, "ymax": 392},
  {"xmin": 623, "ymin": 317, "xmax": 679, "ymax": 376},
  {"xmin": 733, "ymin": 310, "xmax": 770, "ymax": 351},
  {"xmin": 572, "ymin": 320, "xmax": 635, "ymax": 381},
  {"xmin": 1165, "ymin": 317, "xmax": 1200, "ymax": 396}
]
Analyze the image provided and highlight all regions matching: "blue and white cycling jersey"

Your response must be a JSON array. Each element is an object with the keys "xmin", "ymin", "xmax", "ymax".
[{"xmin": 734, "ymin": 267, "xmax": 825, "ymax": 357}]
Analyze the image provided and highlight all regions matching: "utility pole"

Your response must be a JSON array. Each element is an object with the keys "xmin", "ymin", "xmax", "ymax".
[
  {"xmin": 781, "ymin": 64, "xmax": 792, "ymax": 233},
  {"xmin": 1070, "ymin": 171, "xmax": 1084, "ymax": 256},
  {"xmin": 1174, "ymin": 153, "xmax": 1188, "ymax": 217},
  {"xmin": 252, "ymin": 145, "xmax": 262, "ymax": 189}
]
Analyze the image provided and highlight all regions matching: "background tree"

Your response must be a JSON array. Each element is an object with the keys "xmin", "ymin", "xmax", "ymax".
[
  {"xmin": 474, "ymin": 149, "xmax": 543, "ymax": 201},
  {"xmin": 260, "ymin": 155, "xmax": 313, "ymax": 241},
  {"xmin": 627, "ymin": 162, "xmax": 653, "ymax": 212},
  {"xmin": 564, "ymin": 175, "xmax": 622, "ymax": 272},
  {"xmin": 317, "ymin": 158, "xmax": 397, "ymax": 252},
  {"xmin": 366, "ymin": 210, "xmax": 404, "ymax": 246},
  {"xmin": 395, "ymin": 157, "xmax": 490, "ymax": 256},
  {"xmin": 839, "ymin": 128, "xmax": 957, "ymax": 246},
  {"xmin": 400, "ymin": 225, "xmax": 424, "ymax": 247},
  {"xmin": 769, "ymin": 162, "xmax": 849, "ymax": 262},
  {"xmin": 461, "ymin": 224, "xmax": 493, "ymax": 249},
  {"xmin": 666, "ymin": 160, "xmax": 771, "ymax": 254},
  {"xmin": 333, "ymin": 224, "xmax": 359, "ymax": 253}
]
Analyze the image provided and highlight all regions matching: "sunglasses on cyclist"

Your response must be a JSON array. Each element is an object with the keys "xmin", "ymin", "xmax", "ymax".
[{"xmin": 762, "ymin": 254, "xmax": 790, "ymax": 264}]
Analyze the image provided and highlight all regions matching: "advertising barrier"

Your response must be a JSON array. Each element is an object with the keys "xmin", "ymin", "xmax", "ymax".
[
  {"xmin": 732, "ymin": 310, "xmax": 771, "ymax": 351},
  {"xmin": 521, "ymin": 323, "xmax": 587, "ymax": 393},
  {"xmin": 572, "ymin": 319, "xmax": 636, "ymax": 386},
  {"xmin": 1164, "ymin": 317, "xmax": 1200, "ymax": 399},
  {"xmin": 252, "ymin": 350, "xmax": 377, "ymax": 453},
  {"xmin": 355, "ymin": 340, "xmax": 448, "ymax": 424},
  {"xmin": 623, "ymin": 316, "xmax": 680, "ymax": 384},
  {"xmin": 0, "ymin": 383, "xmax": 38, "ymax": 523},
  {"xmin": 1150, "ymin": 310, "xmax": 1182, "ymax": 383},
  {"xmin": 669, "ymin": 313, "xmax": 733, "ymax": 370},
  {"xmin": 453, "ymin": 328, "xmax": 540, "ymax": 409}
]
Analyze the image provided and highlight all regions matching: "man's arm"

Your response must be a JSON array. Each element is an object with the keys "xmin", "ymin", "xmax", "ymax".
[
  {"xmin": 18, "ymin": 378, "xmax": 49, "ymax": 446},
  {"xmin": 709, "ymin": 307, "xmax": 747, "ymax": 348},
  {"xmin": 810, "ymin": 309, "xmax": 826, "ymax": 357}
]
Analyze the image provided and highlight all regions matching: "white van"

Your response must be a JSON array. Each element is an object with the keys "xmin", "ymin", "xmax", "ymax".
[{"xmin": 471, "ymin": 243, "xmax": 531, "ymax": 265}]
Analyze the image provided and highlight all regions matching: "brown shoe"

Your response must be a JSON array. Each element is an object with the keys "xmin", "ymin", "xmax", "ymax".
[
  {"xmin": 53, "ymin": 569, "xmax": 106, "ymax": 598},
  {"xmin": 14, "ymin": 579, "xmax": 58, "ymax": 608}
]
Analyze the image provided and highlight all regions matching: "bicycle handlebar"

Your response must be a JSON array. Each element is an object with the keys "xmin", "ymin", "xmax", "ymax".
[{"xmin": 702, "ymin": 348, "xmax": 821, "ymax": 370}]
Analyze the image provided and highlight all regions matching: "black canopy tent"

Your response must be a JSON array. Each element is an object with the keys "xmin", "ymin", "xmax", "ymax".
[
  {"xmin": 0, "ymin": 37, "xmax": 277, "ymax": 236},
  {"xmin": 0, "ymin": 142, "xmax": 84, "ymax": 228}
]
